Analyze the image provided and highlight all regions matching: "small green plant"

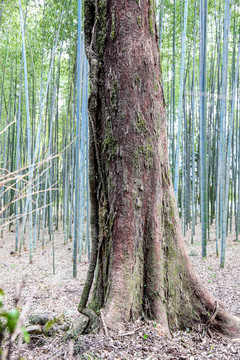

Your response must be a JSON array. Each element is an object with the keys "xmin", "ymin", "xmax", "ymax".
[
  {"xmin": 0, "ymin": 288, "xmax": 29, "ymax": 360},
  {"xmin": 44, "ymin": 318, "xmax": 57, "ymax": 332},
  {"xmin": 143, "ymin": 334, "xmax": 148, "ymax": 340}
]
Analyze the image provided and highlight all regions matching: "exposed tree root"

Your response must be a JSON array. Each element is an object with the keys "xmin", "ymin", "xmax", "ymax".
[
  {"xmin": 187, "ymin": 260, "xmax": 240, "ymax": 338},
  {"xmin": 78, "ymin": 308, "xmax": 99, "ymax": 334}
]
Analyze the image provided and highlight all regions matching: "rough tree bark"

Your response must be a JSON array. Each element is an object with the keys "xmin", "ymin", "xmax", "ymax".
[{"xmin": 78, "ymin": 0, "xmax": 240, "ymax": 337}]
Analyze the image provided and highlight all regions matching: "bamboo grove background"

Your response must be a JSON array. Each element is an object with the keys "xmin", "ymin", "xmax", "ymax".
[{"xmin": 0, "ymin": 0, "xmax": 239, "ymax": 275}]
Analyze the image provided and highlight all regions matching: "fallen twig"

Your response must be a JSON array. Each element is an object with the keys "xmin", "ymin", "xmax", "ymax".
[
  {"xmin": 100, "ymin": 309, "xmax": 109, "ymax": 337},
  {"xmin": 119, "ymin": 326, "xmax": 143, "ymax": 337}
]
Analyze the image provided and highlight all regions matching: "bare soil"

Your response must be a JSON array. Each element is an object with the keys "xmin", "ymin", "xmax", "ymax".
[{"xmin": 0, "ymin": 221, "xmax": 240, "ymax": 359}]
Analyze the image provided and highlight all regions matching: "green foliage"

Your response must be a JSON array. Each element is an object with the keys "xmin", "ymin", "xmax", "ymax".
[
  {"xmin": 44, "ymin": 318, "xmax": 57, "ymax": 331},
  {"xmin": 0, "ymin": 0, "xmax": 78, "ymax": 141},
  {"xmin": 0, "ymin": 289, "xmax": 29, "ymax": 357},
  {"xmin": 21, "ymin": 326, "xmax": 30, "ymax": 344},
  {"xmin": 1, "ymin": 308, "xmax": 19, "ymax": 334}
]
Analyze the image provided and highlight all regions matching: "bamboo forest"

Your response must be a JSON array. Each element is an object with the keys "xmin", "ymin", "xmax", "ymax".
[{"xmin": 0, "ymin": 0, "xmax": 240, "ymax": 359}]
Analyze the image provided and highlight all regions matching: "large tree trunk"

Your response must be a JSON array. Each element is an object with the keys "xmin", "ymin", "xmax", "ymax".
[{"xmin": 79, "ymin": 0, "xmax": 240, "ymax": 337}]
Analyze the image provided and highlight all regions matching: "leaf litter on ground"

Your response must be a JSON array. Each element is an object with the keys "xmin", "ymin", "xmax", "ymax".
[{"xmin": 0, "ymin": 221, "xmax": 240, "ymax": 359}]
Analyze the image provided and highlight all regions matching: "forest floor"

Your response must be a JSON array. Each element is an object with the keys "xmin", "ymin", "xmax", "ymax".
[{"xmin": 1, "ymin": 221, "xmax": 240, "ymax": 360}]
